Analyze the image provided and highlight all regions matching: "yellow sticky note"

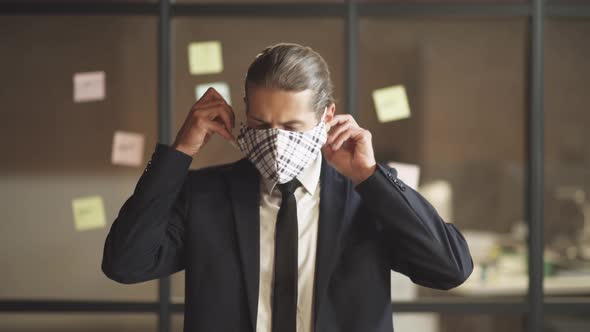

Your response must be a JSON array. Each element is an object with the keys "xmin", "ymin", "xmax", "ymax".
[
  {"xmin": 372, "ymin": 85, "xmax": 411, "ymax": 123},
  {"xmin": 72, "ymin": 196, "xmax": 106, "ymax": 231},
  {"xmin": 188, "ymin": 41, "xmax": 223, "ymax": 75}
]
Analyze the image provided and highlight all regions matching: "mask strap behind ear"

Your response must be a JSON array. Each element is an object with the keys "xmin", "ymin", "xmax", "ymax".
[{"xmin": 320, "ymin": 106, "xmax": 328, "ymax": 122}]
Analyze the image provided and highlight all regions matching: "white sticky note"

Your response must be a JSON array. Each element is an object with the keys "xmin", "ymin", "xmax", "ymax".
[
  {"xmin": 72, "ymin": 195, "xmax": 106, "ymax": 231},
  {"xmin": 391, "ymin": 271, "xmax": 417, "ymax": 301},
  {"xmin": 372, "ymin": 85, "xmax": 411, "ymax": 123},
  {"xmin": 188, "ymin": 41, "xmax": 223, "ymax": 75},
  {"xmin": 73, "ymin": 71, "xmax": 106, "ymax": 103},
  {"xmin": 419, "ymin": 180, "xmax": 453, "ymax": 223},
  {"xmin": 111, "ymin": 131, "xmax": 145, "ymax": 167},
  {"xmin": 196, "ymin": 82, "xmax": 232, "ymax": 105},
  {"xmin": 387, "ymin": 161, "xmax": 420, "ymax": 190}
]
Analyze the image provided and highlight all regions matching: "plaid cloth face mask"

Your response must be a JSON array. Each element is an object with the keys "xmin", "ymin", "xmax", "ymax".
[{"xmin": 236, "ymin": 107, "xmax": 328, "ymax": 184}]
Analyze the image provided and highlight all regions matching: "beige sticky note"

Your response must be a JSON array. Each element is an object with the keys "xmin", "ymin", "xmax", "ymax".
[
  {"xmin": 73, "ymin": 71, "xmax": 106, "ymax": 103},
  {"xmin": 372, "ymin": 85, "xmax": 411, "ymax": 123},
  {"xmin": 111, "ymin": 131, "xmax": 145, "ymax": 167},
  {"xmin": 188, "ymin": 41, "xmax": 223, "ymax": 75},
  {"xmin": 72, "ymin": 195, "xmax": 106, "ymax": 231},
  {"xmin": 196, "ymin": 82, "xmax": 231, "ymax": 105}
]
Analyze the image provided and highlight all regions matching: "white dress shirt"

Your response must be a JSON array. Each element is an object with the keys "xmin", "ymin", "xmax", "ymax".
[{"xmin": 256, "ymin": 154, "xmax": 322, "ymax": 332}]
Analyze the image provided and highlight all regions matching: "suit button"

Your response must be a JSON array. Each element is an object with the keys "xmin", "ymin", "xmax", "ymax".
[{"xmin": 386, "ymin": 172, "xmax": 392, "ymax": 177}]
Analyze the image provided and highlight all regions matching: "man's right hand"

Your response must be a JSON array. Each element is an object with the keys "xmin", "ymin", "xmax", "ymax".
[{"xmin": 172, "ymin": 87, "xmax": 236, "ymax": 157}]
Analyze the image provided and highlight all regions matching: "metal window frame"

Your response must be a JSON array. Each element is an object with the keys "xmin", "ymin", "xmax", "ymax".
[{"xmin": 0, "ymin": 1, "xmax": 589, "ymax": 332}]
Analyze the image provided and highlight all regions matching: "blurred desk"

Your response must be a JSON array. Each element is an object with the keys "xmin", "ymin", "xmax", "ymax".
[{"xmin": 451, "ymin": 275, "xmax": 590, "ymax": 296}]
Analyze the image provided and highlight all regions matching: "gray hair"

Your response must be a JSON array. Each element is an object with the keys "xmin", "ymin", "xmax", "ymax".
[{"xmin": 244, "ymin": 43, "xmax": 335, "ymax": 119}]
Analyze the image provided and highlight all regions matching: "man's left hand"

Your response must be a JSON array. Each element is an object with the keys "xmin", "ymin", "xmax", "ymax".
[{"xmin": 322, "ymin": 114, "xmax": 377, "ymax": 185}]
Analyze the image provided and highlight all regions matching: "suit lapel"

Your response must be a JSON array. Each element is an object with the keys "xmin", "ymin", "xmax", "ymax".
[
  {"xmin": 229, "ymin": 155, "xmax": 350, "ymax": 332},
  {"xmin": 229, "ymin": 158, "xmax": 261, "ymax": 332},
  {"xmin": 313, "ymin": 155, "xmax": 350, "ymax": 328}
]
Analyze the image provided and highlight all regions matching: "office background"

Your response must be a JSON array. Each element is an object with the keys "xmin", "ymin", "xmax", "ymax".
[{"xmin": 0, "ymin": 0, "xmax": 589, "ymax": 331}]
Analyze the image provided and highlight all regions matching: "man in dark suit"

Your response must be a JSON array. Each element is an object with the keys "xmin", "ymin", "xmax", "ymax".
[{"xmin": 102, "ymin": 43, "xmax": 473, "ymax": 332}]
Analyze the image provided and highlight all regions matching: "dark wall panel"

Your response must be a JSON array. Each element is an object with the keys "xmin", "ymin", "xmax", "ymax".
[{"xmin": 0, "ymin": 16, "xmax": 159, "ymax": 301}]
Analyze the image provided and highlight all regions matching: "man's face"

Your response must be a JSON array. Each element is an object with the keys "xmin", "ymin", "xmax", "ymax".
[{"xmin": 244, "ymin": 84, "xmax": 334, "ymax": 132}]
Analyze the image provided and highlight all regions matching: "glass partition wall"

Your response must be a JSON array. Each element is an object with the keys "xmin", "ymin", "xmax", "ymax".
[{"xmin": 0, "ymin": 1, "xmax": 588, "ymax": 332}]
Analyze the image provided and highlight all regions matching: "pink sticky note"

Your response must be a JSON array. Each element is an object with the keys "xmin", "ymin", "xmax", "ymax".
[
  {"xmin": 73, "ymin": 71, "xmax": 106, "ymax": 103},
  {"xmin": 111, "ymin": 131, "xmax": 145, "ymax": 167}
]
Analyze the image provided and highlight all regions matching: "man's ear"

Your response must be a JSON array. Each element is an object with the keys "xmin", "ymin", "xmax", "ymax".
[{"xmin": 324, "ymin": 103, "xmax": 336, "ymax": 131}]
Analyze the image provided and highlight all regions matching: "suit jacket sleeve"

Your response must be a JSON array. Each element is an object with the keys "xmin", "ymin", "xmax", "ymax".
[
  {"xmin": 101, "ymin": 143, "xmax": 193, "ymax": 284},
  {"xmin": 354, "ymin": 163, "xmax": 474, "ymax": 290}
]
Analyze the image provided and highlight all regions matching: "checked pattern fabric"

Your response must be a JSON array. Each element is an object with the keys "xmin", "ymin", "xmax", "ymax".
[{"xmin": 236, "ymin": 112, "xmax": 328, "ymax": 184}]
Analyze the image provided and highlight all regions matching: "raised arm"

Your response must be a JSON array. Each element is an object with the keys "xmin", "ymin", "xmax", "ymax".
[
  {"xmin": 102, "ymin": 86, "xmax": 235, "ymax": 284},
  {"xmin": 354, "ymin": 163, "xmax": 474, "ymax": 290},
  {"xmin": 101, "ymin": 143, "xmax": 192, "ymax": 284}
]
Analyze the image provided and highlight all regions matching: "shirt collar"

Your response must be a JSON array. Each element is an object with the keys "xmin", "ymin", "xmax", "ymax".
[{"xmin": 260, "ymin": 154, "xmax": 322, "ymax": 196}]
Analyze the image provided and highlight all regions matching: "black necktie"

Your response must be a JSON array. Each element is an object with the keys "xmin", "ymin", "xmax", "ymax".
[{"xmin": 272, "ymin": 178, "xmax": 301, "ymax": 332}]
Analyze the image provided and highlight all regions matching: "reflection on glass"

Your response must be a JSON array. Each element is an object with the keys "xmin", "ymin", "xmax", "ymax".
[
  {"xmin": 394, "ymin": 313, "xmax": 524, "ymax": 332},
  {"xmin": 0, "ymin": 15, "xmax": 158, "ymax": 300},
  {"xmin": 0, "ymin": 314, "xmax": 157, "ymax": 332},
  {"xmin": 548, "ymin": 0, "xmax": 590, "ymax": 4},
  {"xmin": 437, "ymin": 313, "xmax": 524, "ymax": 332},
  {"xmin": 173, "ymin": 313, "xmax": 524, "ymax": 332},
  {"xmin": 359, "ymin": 17, "xmax": 527, "ymax": 300},
  {"xmin": 172, "ymin": 314, "xmax": 185, "ymax": 332},
  {"xmin": 545, "ymin": 315, "xmax": 590, "ymax": 332},
  {"xmin": 544, "ymin": 19, "xmax": 590, "ymax": 297}
]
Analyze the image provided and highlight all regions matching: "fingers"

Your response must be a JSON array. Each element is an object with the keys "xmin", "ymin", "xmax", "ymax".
[
  {"xmin": 203, "ymin": 120, "xmax": 235, "ymax": 142},
  {"xmin": 174, "ymin": 88, "xmax": 237, "ymax": 155},
  {"xmin": 190, "ymin": 102, "xmax": 237, "ymax": 142},
  {"xmin": 327, "ymin": 121, "xmax": 352, "ymax": 145},
  {"xmin": 208, "ymin": 88, "xmax": 236, "ymax": 127},
  {"xmin": 198, "ymin": 87, "xmax": 222, "ymax": 103},
  {"xmin": 195, "ymin": 87, "xmax": 236, "ymax": 127},
  {"xmin": 194, "ymin": 102, "xmax": 235, "ymax": 134},
  {"xmin": 199, "ymin": 88, "xmax": 232, "ymax": 114},
  {"xmin": 201, "ymin": 105, "xmax": 234, "ymax": 134},
  {"xmin": 321, "ymin": 142, "xmax": 334, "ymax": 160},
  {"xmin": 207, "ymin": 87, "xmax": 227, "ymax": 104},
  {"xmin": 331, "ymin": 128, "xmax": 354, "ymax": 150},
  {"xmin": 327, "ymin": 114, "xmax": 360, "ymax": 150},
  {"xmin": 333, "ymin": 127, "xmax": 370, "ymax": 151},
  {"xmin": 328, "ymin": 114, "xmax": 358, "ymax": 128}
]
